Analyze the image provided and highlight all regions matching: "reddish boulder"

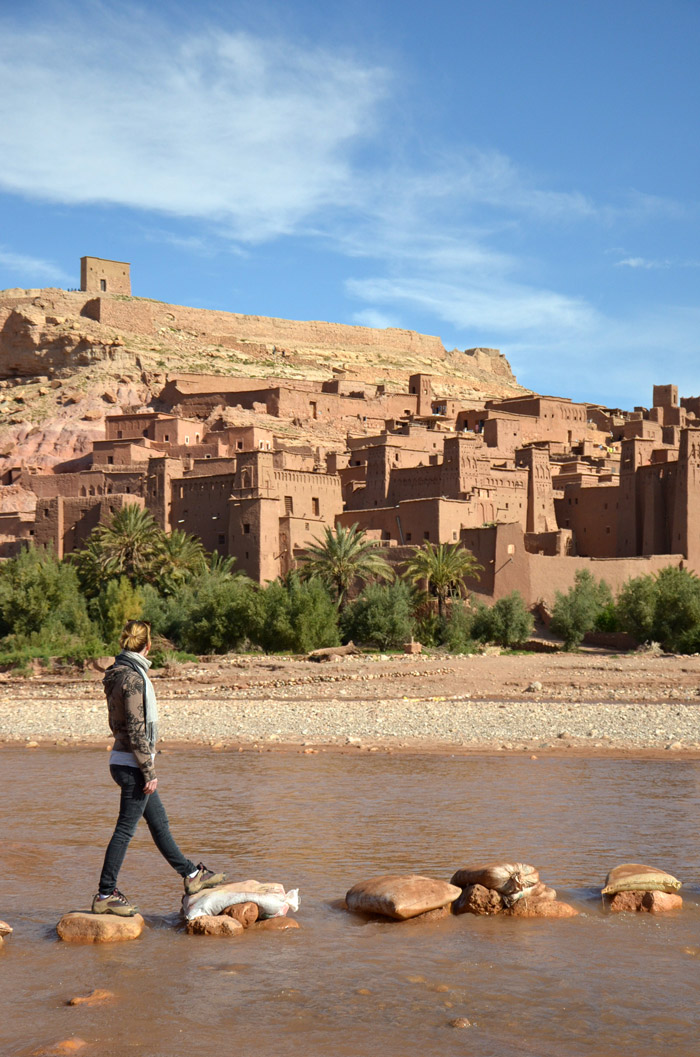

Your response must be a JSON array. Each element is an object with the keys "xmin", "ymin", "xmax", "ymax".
[
  {"xmin": 606, "ymin": 890, "xmax": 683, "ymax": 914},
  {"xmin": 507, "ymin": 899, "xmax": 578, "ymax": 919},
  {"xmin": 57, "ymin": 912, "xmax": 145, "ymax": 943},
  {"xmin": 222, "ymin": 901, "xmax": 259, "ymax": 927},
  {"xmin": 185, "ymin": 915, "xmax": 244, "ymax": 937},
  {"xmin": 453, "ymin": 884, "xmax": 504, "ymax": 916},
  {"xmin": 251, "ymin": 917, "xmax": 300, "ymax": 931}
]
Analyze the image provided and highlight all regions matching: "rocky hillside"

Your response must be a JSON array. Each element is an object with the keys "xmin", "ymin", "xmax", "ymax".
[{"xmin": 0, "ymin": 286, "xmax": 528, "ymax": 478}]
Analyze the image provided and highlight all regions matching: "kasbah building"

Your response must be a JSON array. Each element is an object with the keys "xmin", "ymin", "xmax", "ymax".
[{"xmin": 0, "ymin": 255, "xmax": 698, "ymax": 610}]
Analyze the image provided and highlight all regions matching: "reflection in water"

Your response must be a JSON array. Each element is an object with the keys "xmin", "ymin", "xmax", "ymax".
[{"xmin": 2, "ymin": 747, "xmax": 700, "ymax": 1057}]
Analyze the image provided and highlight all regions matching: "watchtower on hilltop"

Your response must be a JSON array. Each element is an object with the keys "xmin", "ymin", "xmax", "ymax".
[{"xmin": 80, "ymin": 256, "xmax": 131, "ymax": 295}]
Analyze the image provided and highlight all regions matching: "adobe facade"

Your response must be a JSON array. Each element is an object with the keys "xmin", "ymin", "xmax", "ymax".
[{"xmin": 2, "ymin": 261, "xmax": 699, "ymax": 609}]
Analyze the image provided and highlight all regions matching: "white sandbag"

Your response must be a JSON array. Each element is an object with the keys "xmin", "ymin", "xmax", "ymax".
[{"xmin": 183, "ymin": 880, "xmax": 300, "ymax": 921}]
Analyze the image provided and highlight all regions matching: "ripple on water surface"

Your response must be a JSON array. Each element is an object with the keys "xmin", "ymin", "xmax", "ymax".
[{"xmin": 2, "ymin": 747, "xmax": 700, "ymax": 1057}]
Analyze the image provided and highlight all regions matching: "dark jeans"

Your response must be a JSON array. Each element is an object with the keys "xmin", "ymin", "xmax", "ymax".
[{"xmin": 98, "ymin": 764, "xmax": 196, "ymax": 895}]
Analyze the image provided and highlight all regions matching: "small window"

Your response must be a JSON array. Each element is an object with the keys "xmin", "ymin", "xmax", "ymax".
[
  {"xmin": 284, "ymin": 496, "xmax": 293, "ymax": 515},
  {"xmin": 218, "ymin": 534, "xmax": 226, "ymax": 545},
  {"xmin": 312, "ymin": 497, "xmax": 320, "ymax": 516},
  {"xmin": 185, "ymin": 436, "xmax": 189, "ymax": 444},
  {"xmin": 406, "ymin": 532, "xmax": 412, "ymax": 542},
  {"xmin": 452, "ymin": 531, "xmax": 457, "ymax": 540},
  {"xmin": 424, "ymin": 530, "xmax": 430, "ymax": 539},
  {"xmin": 100, "ymin": 279, "xmax": 107, "ymax": 291},
  {"xmin": 243, "ymin": 523, "xmax": 250, "ymax": 534},
  {"xmin": 107, "ymin": 456, "xmax": 114, "ymax": 465},
  {"xmin": 164, "ymin": 434, "xmax": 170, "ymax": 442},
  {"xmin": 237, "ymin": 441, "xmax": 243, "ymax": 450},
  {"xmin": 44, "ymin": 508, "xmax": 49, "ymax": 518},
  {"xmin": 117, "ymin": 430, "xmax": 123, "ymax": 439}
]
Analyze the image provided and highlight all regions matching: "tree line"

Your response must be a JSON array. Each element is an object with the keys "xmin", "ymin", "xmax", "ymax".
[{"xmin": 0, "ymin": 505, "xmax": 697, "ymax": 669}]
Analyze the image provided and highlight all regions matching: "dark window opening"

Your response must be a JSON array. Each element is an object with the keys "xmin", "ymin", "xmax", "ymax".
[
  {"xmin": 284, "ymin": 496, "xmax": 293, "ymax": 515},
  {"xmin": 243, "ymin": 523, "xmax": 250, "ymax": 534},
  {"xmin": 312, "ymin": 497, "xmax": 320, "ymax": 516},
  {"xmin": 100, "ymin": 279, "xmax": 107, "ymax": 291},
  {"xmin": 218, "ymin": 534, "xmax": 226, "ymax": 546}
]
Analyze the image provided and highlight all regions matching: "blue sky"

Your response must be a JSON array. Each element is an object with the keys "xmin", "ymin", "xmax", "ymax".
[{"xmin": 0, "ymin": 0, "xmax": 698, "ymax": 408}]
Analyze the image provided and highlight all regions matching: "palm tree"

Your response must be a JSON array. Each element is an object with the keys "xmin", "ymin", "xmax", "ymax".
[
  {"xmin": 403, "ymin": 541, "xmax": 483, "ymax": 620},
  {"xmin": 75, "ymin": 503, "xmax": 164, "ymax": 590},
  {"xmin": 299, "ymin": 523, "xmax": 393, "ymax": 607},
  {"xmin": 157, "ymin": 530, "xmax": 207, "ymax": 592}
]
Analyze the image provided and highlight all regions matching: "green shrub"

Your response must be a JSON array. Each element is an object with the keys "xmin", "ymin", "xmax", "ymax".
[
  {"xmin": 487, "ymin": 592, "xmax": 534, "ymax": 647},
  {"xmin": 340, "ymin": 581, "xmax": 414, "ymax": 650},
  {"xmin": 92, "ymin": 576, "xmax": 145, "ymax": 649},
  {"xmin": 174, "ymin": 574, "xmax": 264, "ymax": 654},
  {"xmin": 260, "ymin": 575, "xmax": 340, "ymax": 653},
  {"xmin": 617, "ymin": 566, "xmax": 700, "ymax": 653},
  {"xmin": 468, "ymin": 592, "xmax": 533, "ymax": 647},
  {"xmin": 442, "ymin": 601, "xmax": 478, "ymax": 653},
  {"xmin": 0, "ymin": 546, "xmax": 95, "ymax": 640},
  {"xmin": 549, "ymin": 571, "xmax": 613, "ymax": 650}
]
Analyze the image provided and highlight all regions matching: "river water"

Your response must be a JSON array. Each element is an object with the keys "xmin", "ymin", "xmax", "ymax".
[{"xmin": 2, "ymin": 746, "xmax": 700, "ymax": 1056}]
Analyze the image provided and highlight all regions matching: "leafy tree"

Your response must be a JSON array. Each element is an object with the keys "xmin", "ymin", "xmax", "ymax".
[
  {"xmin": 92, "ymin": 576, "xmax": 145, "ymax": 648},
  {"xmin": 617, "ymin": 566, "xmax": 700, "ymax": 653},
  {"xmin": 167, "ymin": 572, "xmax": 263, "ymax": 654},
  {"xmin": 403, "ymin": 541, "xmax": 483, "ymax": 620},
  {"xmin": 299, "ymin": 523, "xmax": 393, "ymax": 607},
  {"xmin": 477, "ymin": 592, "xmax": 533, "ymax": 647},
  {"xmin": 260, "ymin": 575, "xmax": 340, "ymax": 653},
  {"xmin": 549, "ymin": 570, "xmax": 613, "ymax": 650},
  {"xmin": 442, "ymin": 601, "xmax": 478, "ymax": 653},
  {"xmin": 340, "ymin": 580, "xmax": 415, "ymax": 650},
  {"xmin": 0, "ymin": 545, "xmax": 102, "ymax": 663}
]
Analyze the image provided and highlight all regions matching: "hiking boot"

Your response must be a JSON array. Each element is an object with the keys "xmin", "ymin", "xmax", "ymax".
[
  {"xmin": 92, "ymin": 889, "xmax": 139, "ymax": 916},
  {"xmin": 184, "ymin": 863, "xmax": 227, "ymax": 896}
]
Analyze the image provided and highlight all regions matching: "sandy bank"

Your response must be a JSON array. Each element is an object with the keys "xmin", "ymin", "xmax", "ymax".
[{"xmin": 1, "ymin": 650, "xmax": 700, "ymax": 754}]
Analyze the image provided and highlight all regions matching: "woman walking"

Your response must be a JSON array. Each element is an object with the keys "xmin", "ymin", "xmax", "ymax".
[{"xmin": 93, "ymin": 620, "xmax": 225, "ymax": 916}]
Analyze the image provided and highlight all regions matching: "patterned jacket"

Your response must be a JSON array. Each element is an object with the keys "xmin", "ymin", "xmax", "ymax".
[{"xmin": 103, "ymin": 656, "xmax": 156, "ymax": 781}]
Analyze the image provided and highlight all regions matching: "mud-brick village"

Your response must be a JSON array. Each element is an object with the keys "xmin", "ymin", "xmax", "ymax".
[{"xmin": 1, "ymin": 256, "xmax": 699, "ymax": 609}]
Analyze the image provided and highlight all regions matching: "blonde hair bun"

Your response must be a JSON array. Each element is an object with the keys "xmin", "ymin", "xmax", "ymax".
[{"xmin": 119, "ymin": 620, "xmax": 151, "ymax": 653}]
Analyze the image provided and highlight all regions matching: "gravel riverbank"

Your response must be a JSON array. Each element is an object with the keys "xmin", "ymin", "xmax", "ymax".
[{"xmin": 2, "ymin": 650, "xmax": 700, "ymax": 754}]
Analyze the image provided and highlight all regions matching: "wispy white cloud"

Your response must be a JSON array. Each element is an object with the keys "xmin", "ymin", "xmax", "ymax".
[
  {"xmin": 351, "ymin": 308, "xmax": 401, "ymax": 329},
  {"xmin": 615, "ymin": 255, "xmax": 700, "ymax": 270},
  {"xmin": 0, "ymin": 6, "xmax": 388, "ymax": 242},
  {"xmin": 347, "ymin": 275, "xmax": 598, "ymax": 336},
  {"xmin": 0, "ymin": 246, "xmax": 70, "ymax": 284}
]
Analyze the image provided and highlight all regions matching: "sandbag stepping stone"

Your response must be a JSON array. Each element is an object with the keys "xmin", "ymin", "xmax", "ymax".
[
  {"xmin": 602, "ymin": 863, "xmax": 681, "ymax": 897},
  {"xmin": 0, "ymin": 919, "xmax": 12, "ymax": 946},
  {"xmin": 345, "ymin": 874, "xmax": 461, "ymax": 920},
  {"xmin": 56, "ymin": 911, "xmax": 145, "ymax": 943},
  {"xmin": 506, "ymin": 897, "xmax": 578, "ymax": 918}
]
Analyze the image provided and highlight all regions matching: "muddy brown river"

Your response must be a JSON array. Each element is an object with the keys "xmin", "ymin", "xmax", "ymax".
[{"xmin": 2, "ymin": 746, "xmax": 700, "ymax": 1056}]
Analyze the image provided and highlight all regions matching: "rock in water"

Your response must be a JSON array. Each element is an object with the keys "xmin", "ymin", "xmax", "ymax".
[
  {"xmin": 346, "ymin": 875, "xmax": 461, "ymax": 920},
  {"xmin": 453, "ymin": 883, "xmax": 504, "ymax": 916},
  {"xmin": 56, "ymin": 912, "xmax": 145, "ymax": 943},
  {"xmin": 0, "ymin": 920, "xmax": 12, "ymax": 938},
  {"xmin": 507, "ymin": 899, "xmax": 578, "ymax": 919},
  {"xmin": 185, "ymin": 915, "xmax": 244, "ymax": 937},
  {"xmin": 67, "ymin": 989, "xmax": 114, "ymax": 1006},
  {"xmin": 222, "ymin": 901, "xmax": 259, "ymax": 927},
  {"xmin": 251, "ymin": 917, "xmax": 301, "ymax": 931},
  {"xmin": 30, "ymin": 1040, "xmax": 87, "ymax": 1055},
  {"xmin": 606, "ymin": 890, "xmax": 683, "ymax": 914}
]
